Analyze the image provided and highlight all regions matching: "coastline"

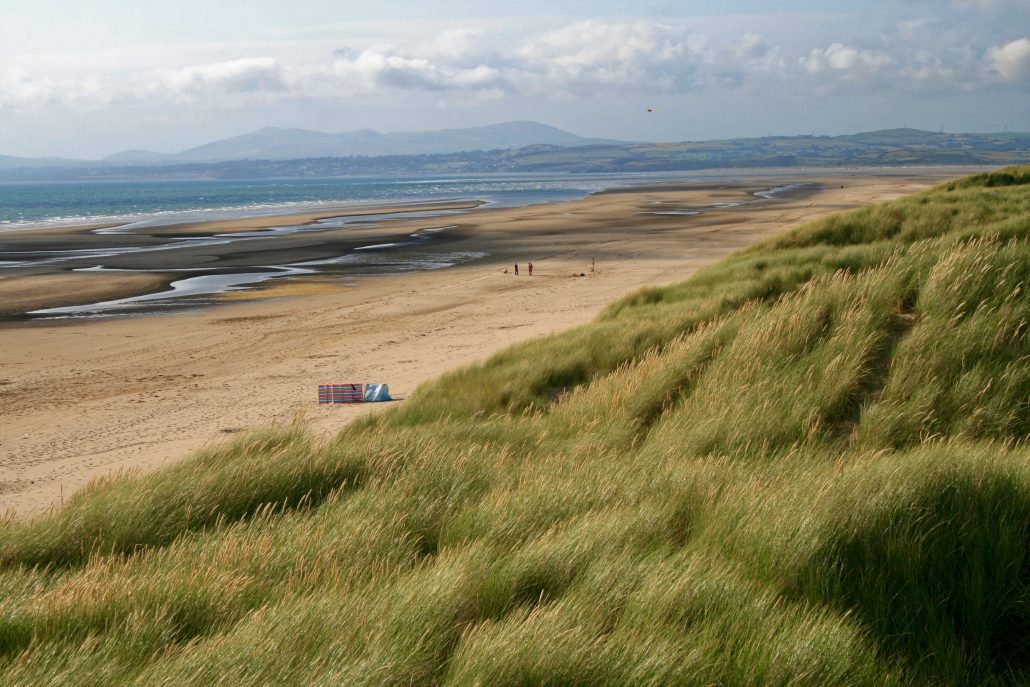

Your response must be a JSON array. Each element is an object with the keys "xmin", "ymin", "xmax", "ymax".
[
  {"xmin": 0, "ymin": 199, "xmax": 486, "ymax": 238},
  {"xmin": 0, "ymin": 169, "xmax": 969, "ymax": 516},
  {"xmin": 130, "ymin": 199, "xmax": 487, "ymax": 236},
  {"xmin": 0, "ymin": 199, "xmax": 489, "ymax": 316}
]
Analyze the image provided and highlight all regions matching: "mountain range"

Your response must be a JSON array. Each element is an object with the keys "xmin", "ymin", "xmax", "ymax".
[
  {"xmin": 100, "ymin": 121, "xmax": 619, "ymax": 164},
  {"xmin": 1, "ymin": 125, "xmax": 1028, "ymax": 180}
]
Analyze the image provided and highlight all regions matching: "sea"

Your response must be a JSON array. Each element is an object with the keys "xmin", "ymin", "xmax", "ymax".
[{"xmin": 0, "ymin": 173, "xmax": 690, "ymax": 231}]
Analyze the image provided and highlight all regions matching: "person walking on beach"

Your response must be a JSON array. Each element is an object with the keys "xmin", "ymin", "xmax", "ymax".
[
  {"xmin": 528, "ymin": 262, "xmax": 534, "ymax": 276},
  {"xmin": 514, "ymin": 263, "xmax": 519, "ymax": 275}
]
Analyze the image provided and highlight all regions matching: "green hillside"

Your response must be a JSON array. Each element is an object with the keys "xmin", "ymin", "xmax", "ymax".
[
  {"xmin": 4, "ymin": 128, "xmax": 1029, "ymax": 180},
  {"xmin": 504, "ymin": 129, "xmax": 1030, "ymax": 173},
  {"xmin": 1, "ymin": 167, "xmax": 1028, "ymax": 685}
]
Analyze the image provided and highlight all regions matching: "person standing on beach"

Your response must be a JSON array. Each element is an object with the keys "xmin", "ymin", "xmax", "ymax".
[
  {"xmin": 528, "ymin": 262, "xmax": 533, "ymax": 276},
  {"xmin": 514, "ymin": 263, "xmax": 519, "ymax": 275}
]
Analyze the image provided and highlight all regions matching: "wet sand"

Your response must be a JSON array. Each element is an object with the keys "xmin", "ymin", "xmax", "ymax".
[
  {"xmin": 0, "ymin": 272, "xmax": 170, "ymax": 314},
  {"xmin": 138, "ymin": 199, "xmax": 485, "ymax": 236},
  {"xmin": 0, "ymin": 199, "xmax": 488, "ymax": 316},
  {"xmin": 0, "ymin": 170, "xmax": 969, "ymax": 516}
]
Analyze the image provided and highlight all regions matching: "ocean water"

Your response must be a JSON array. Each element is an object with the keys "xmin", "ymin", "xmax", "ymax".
[{"xmin": 0, "ymin": 173, "xmax": 675, "ymax": 231}]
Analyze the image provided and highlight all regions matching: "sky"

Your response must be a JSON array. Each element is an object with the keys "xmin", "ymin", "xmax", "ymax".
[{"xmin": 1, "ymin": 0, "xmax": 1028, "ymax": 159}]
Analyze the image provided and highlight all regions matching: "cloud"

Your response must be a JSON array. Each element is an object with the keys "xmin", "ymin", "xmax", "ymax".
[
  {"xmin": 425, "ymin": 28, "xmax": 491, "ymax": 61},
  {"xmin": 733, "ymin": 33, "xmax": 785, "ymax": 73},
  {"xmin": 153, "ymin": 58, "xmax": 289, "ymax": 103},
  {"xmin": 330, "ymin": 49, "xmax": 508, "ymax": 93},
  {"xmin": 516, "ymin": 21, "xmax": 699, "ymax": 68},
  {"xmin": 326, "ymin": 21, "xmax": 717, "ymax": 99},
  {"xmin": 988, "ymin": 37, "xmax": 1030, "ymax": 80},
  {"xmin": 514, "ymin": 21, "xmax": 712, "ymax": 93},
  {"xmin": 2, "ymin": 20, "xmax": 1027, "ymax": 117},
  {"xmin": 2, "ymin": 57, "xmax": 294, "ymax": 113},
  {"xmin": 0, "ymin": 70, "xmax": 53, "ymax": 108},
  {"xmin": 0, "ymin": 69, "xmax": 113, "ymax": 111},
  {"xmin": 801, "ymin": 43, "xmax": 891, "ymax": 77}
]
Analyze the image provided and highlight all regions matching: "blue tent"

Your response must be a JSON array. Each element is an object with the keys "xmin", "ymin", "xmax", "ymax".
[{"xmin": 363, "ymin": 383, "xmax": 393, "ymax": 402}]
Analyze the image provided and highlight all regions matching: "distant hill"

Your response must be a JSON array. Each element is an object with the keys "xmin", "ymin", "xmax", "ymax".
[
  {"xmin": 103, "ymin": 149, "xmax": 171, "ymax": 164},
  {"xmin": 501, "ymin": 128, "xmax": 1030, "ymax": 172},
  {"xmin": 103, "ymin": 121, "xmax": 621, "ymax": 164},
  {"xmin": 2, "ymin": 128, "xmax": 1028, "ymax": 181},
  {"xmin": 0, "ymin": 154, "xmax": 93, "ymax": 170}
]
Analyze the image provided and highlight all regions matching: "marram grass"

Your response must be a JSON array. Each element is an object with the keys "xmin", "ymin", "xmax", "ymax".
[{"xmin": 1, "ymin": 167, "xmax": 1028, "ymax": 686}]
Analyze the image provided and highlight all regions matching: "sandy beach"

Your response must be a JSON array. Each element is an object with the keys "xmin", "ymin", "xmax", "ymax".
[{"xmin": 0, "ymin": 170, "xmax": 970, "ymax": 516}]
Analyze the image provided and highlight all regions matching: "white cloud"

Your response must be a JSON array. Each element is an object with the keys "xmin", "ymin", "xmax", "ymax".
[
  {"xmin": 0, "ymin": 69, "xmax": 113, "ymax": 111},
  {"xmin": 735, "ymin": 32, "xmax": 764, "ymax": 59},
  {"xmin": 1, "ymin": 20, "xmax": 1027, "ymax": 119},
  {"xmin": 156, "ymin": 58, "xmax": 289, "ymax": 100},
  {"xmin": 801, "ymin": 43, "xmax": 891, "ymax": 76},
  {"xmin": 518, "ymin": 21, "xmax": 697, "ymax": 66},
  {"xmin": 734, "ymin": 33, "xmax": 785, "ymax": 73},
  {"xmin": 0, "ymin": 70, "xmax": 52, "ymax": 108},
  {"xmin": 424, "ymin": 28, "xmax": 490, "ymax": 61},
  {"xmin": 514, "ymin": 21, "xmax": 712, "ymax": 93},
  {"xmin": 325, "ymin": 21, "xmax": 718, "ymax": 99},
  {"xmin": 330, "ymin": 49, "xmax": 507, "ymax": 93},
  {"xmin": 988, "ymin": 37, "xmax": 1030, "ymax": 80}
]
